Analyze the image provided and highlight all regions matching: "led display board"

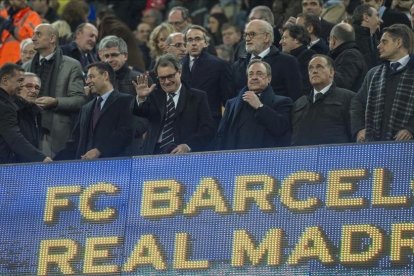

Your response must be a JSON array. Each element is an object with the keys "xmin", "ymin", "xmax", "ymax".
[{"xmin": 1, "ymin": 142, "xmax": 414, "ymax": 275}]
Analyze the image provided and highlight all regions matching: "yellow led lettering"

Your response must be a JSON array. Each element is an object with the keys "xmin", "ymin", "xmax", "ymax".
[
  {"xmin": 37, "ymin": 239, "xmax": 78, "ymax": 275},
  {"xmin": 280, "ymin": 171, "xmax": 322, "ymax": 212},
  {"xmin": 123, "ymin": 235, "xmax": 167, "ymax": 271},
  {"xmin": 340, "ymin": 224, "xmax": 383, "ymax": 264},
  {"xmin": 233, "ymin": 175, "xmax": 275, "ymax": 212},
  {"xmin": 79, "ymin": 182, "xmax": 119, "ymax": 222},
  {"xmin": 326, "ymin": 169, "xmax": 367, "ymax": 209},
  {"xmin": 183, "ymin": 177, "xmax": 230, "ymax": 215},
  {"xmin": 390, "ymin": 223, "xmax": 414, "ymax": 263},
  {"xmin": 43, "ymin": 186, "xmax": 81, "ymax": 224},
  {"xmin": 83, "ymin": 236, "xmax": 121, "ymax": 274},
  {"xmin": 372, "ymin": 168, "xmax": 409, "ymax": 207},
  {"xmin": 231, "ymin": 228, "xmax": 282, "ymax": 267},
  {"xmin": 173, "ymin": 233, "xmax": 209, "ymax": 269},
  {"xmin": 288, "ymin": 226, "xmax": 335, "ymax": 265},
  {"xmin": 140, "ymin": 180, "xmax": 182, "ymax": 218}
]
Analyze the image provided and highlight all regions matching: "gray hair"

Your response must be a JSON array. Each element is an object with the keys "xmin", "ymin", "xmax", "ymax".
[
  {"xmin": 154, "ymin": 53, "xmax": 182, "ymax": 73},
  {"xmin": 23, "ymin": 72, "xmax": 41, "ymax": 85},
  {"xmin": 20, "ymin": 38, "xmax": 33, "ymax": 50},
  {"xmin": 98, "ymin": 35, "xmax": 128, "ymax": 54},
  {"xmin": 246, "ymin": 60, "xmax": 272, "ymax": 76}
]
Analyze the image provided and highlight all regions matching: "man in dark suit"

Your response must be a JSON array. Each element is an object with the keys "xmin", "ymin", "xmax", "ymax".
[
  {"xmin": 181, "ymin": 25, "xmax": 233, "ymax": 126},
  {"xmin": 133, "ymin": 54, "xmax": 215, "ymax": 155},
  {"xmin": 0, "ymin": 63, "xmax": 52, "ymax": 164},
  {"xmin": 329, "ymin": 22, "xmax": 367, "ymax": 92},
  {"xmin": 61, "ymin": 23, "xmax": 99, "ymax": 73},
  {"xmin": 58, "ymin": 62, "xmax": 133, "ymax": 160},
  {"xmin": 232, "ymin": 19, "xmax": 302, "ymax": 101},
  {"xmin": 215, "ymin": 60, "xmax": 292, "ymax": 150},
  {"xmin": 292, "ymin": 55, "xmax": 355, "ymax": 146}
]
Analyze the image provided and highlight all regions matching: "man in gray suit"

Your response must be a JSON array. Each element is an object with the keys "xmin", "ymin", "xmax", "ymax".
[{"xmin": 23, "ymin": 23, "xmax": 86, "ymax": 157}]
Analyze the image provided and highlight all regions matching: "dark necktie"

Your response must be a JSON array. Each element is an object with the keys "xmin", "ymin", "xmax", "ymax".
[
  {"xmin": 252, "ymin": 55, "xmax": 261, "ymax": 60},
  {"xmin": 92, "ymin": 96, "xmax": 103, "ymax": 130},
  {"xmin": 40, "ymin": 58, "xmax": 47, "ymax": 66},
  {"xmin": 159, "ymin": 93, "xmax": 176, "ymax": 150},
  {"xmin": 390, "ymin": 62, "xmax": 401, "ymax": 72},
  {"xmin": 314, "ymin": 92, "xmax": 323, "ymax": 103}
]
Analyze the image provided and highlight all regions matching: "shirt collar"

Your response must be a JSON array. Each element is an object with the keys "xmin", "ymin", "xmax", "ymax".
[
  {"xmin": 313, "ymin": 83, "xmax": 333, "ymax": 95},
  {"xmin": 254, "ymin": 47, "xmax": 271, "ymax": 59},
  {"xmin": 100, "ymin": 90, "xmax": 113, "ymax": 102},
  {"xmin": 39, "ymin": 51, "xmax": 55, "ymax": 62},
  {"xmin": 393, "ymin": 55, "xmax": 410, "ymax": 68}
]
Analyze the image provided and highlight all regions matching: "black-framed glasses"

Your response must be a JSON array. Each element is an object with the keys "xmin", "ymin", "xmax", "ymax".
[
  {"xmin": 169, "ymin": 43, "xmax": 185, "ymax": 48},
  {"xmin": 243, "ymin": 32, "xmax": 266, "ymax": 39},
  {"xmin": 23, "ymin": 83, "xmax": 40, "ymax": 90},
  {"xmin": 157, "ymin": 71, "xmax": 177, "ymax": 82},
  {"xmin": 169, "ymin": 20, "xmax": 184, "ymax": 26}
]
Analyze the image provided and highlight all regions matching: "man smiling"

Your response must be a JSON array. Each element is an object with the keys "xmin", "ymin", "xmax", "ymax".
[{"xmin": 133, "ymin": 54, "xmax": 215, "ymax": 155}]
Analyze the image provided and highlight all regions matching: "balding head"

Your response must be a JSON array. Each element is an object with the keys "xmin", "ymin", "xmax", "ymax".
[
  {"xmin": 329, "ymin": 22, "xmax": 355, "ymax": 50},
  {"xmin": 32, "ymin": 23, "xmax": 59, "ymax": 55}
]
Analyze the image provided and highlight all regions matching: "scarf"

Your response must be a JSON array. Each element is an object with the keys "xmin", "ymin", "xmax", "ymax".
[{"xmin": 366, "ymin": 63, "xmax": 414, "ymax": 140}]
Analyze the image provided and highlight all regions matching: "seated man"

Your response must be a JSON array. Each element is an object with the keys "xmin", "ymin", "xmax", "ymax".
[
  {"xmin": 215, "ymin": 60, "xmax": 292, "ymax": 150},
  {"xmin": 133, "ymin": 54, "xmax": 215, "ymax": 155}
]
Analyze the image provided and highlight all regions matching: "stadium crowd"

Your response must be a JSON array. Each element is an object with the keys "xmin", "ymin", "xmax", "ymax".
[{"xmin": 1, "ymin": 0, "xmax": 414, "ymax": 163}]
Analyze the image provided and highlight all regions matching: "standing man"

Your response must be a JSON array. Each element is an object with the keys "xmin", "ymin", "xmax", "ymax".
[
  {"xmin": 329, "ymin": 22, "xmax": 367, "ymax": 92},
  {"xmin": 167, "ymin": 6, "xmax": 191, "ymax": 33},
  {"xmin": 352, "ymin": 4, "xmax": 382, "ymax": 69},
  {"xmin": 351, "ymin": 24, "xmax": 414, "ymax": 142},
  {"xmin": 215, "ymin": 60, "xmax": 292, "ymax": 150},
  {"xmin": 233, "ymin": 19, "xmax": 302, "ymax": 101},
  {"xmin": 280, "ymin": 24, "xmax": 316, "ymax": 94},
  {"xmin": 14, "ymin": 72, "xmax": 42, "ymax": 162},
  {"xmin": 181, "ymin": 25, "xmax": 233, "ymax": 125},
  {"xmin": 58, "ymin": 62, "xmax": 134, "ymax": 160},
  {"xmin": 165, "ymin": 32, "xmax": 187, "ymax": 60},
  {"xmin": 292, "ymin": 55, "xmax": 355, "ymax": 146},
  {"xmin": 23, "ymin": 23, "xmax": 86, "ymax": 157},
  {"xmin": 133, "ymin": 54, "xmax": 215, "ymax": 155},
  {"xmin": 0, "ymin": 63, "xmax": 51, "ymax": 163},
  {"xmin": 98, "ymin": 35, "xmax": 147, "ymax": 154},
  {"xmin": 61, "ymin": 22, "xmax": 98, "ymax": 72},
  {"xmin": 0, "ymin": 0, "xmax": 42, "ymax": 66}
]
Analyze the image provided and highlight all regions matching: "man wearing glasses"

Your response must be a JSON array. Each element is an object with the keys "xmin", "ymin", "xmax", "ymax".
[
  {"xmin": 0, "ymin": 63, "xmax": 51, "ymax": 163},
  {"xmin": 165, "ymin": 32, "xmax": 187, "ymax": 60},
  {"xmin": 167, "ymin": 7, "xmax": 192, "ymax": 33},
  {"xmin": 13, "ymin": 72, "xmax": 43, "ymax": 162},
  {"xmin": 181, "ymin": 25, "xmax": 234, "ymax": 126},
  {"xmin": 232, "ymin": 19, "xmax": 302, "ymax": 102},
  {"xmin": 132, "ymin": 54, "xmax": 215, "ymax": 155}
]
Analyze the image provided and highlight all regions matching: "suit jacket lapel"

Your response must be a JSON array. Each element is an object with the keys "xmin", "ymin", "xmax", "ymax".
[{"xmin": 176, "ymin": 86, "xmax": 186, "ymax": 114}]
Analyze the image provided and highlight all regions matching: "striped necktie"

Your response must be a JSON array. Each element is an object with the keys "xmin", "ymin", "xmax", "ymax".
[{"xmin": 159, "ymin": 93, "xmax": 176, "ymax": 150}]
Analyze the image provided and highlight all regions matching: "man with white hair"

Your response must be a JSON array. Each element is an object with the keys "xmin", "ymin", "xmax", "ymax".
[{"xmin": 232, "ymin": 19, "xmax": 302, "ymax": 101}]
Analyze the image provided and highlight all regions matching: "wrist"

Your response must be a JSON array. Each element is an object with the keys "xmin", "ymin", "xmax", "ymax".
[{"xmin": 256, "ymin": 103, "xmax": 263, "ymax": 110}]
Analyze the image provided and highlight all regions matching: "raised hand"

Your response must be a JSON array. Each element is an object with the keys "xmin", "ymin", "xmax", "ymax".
[{"xmin": 132, "ymin": 73, "xmax": 156, "ymax": 100}]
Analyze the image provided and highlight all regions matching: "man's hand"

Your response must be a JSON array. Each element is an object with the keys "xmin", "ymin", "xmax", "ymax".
[
  {"xmin": 356, "ymin": 129, "xmax": 366, "ymax": 142},
  {"xmin": 35, "ymin": 96, "xmax": 58, "ymax": 109},
  {"xmin": 132, "ymin": 73, "xmax": 156, "ymax": 101},
  {"xmin": 81, "ymin": 148, "xmax": 101, "ymax": 160},
  {"xmin": 171, "ymin": 144, "xmax": 191, "ymax": 154},
  {"xmin": 43, "ymin": 157, "xmax": 53, "ymax": 162},
  {"xmin": 394, "ymin": 129, "xmax": 413, "ymax": 141},
  {"xmin": 242, "ymin": 91, "xmax": 262, "ymax": 109},
  {"xmin": 84, "ymin": 85, "xmax": 91, "ymax": 96}
]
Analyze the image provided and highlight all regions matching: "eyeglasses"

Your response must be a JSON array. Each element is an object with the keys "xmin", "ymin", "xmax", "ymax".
[
  {"xmin": 243, "ymin": 32, "xmax": 266, "ymax": 39},
  {"xmin": 158, "ymin": 71, "xmax": 177, "ymax": 82},
  {"xmin": 169, "ymin": 20, "xmax": 184, "ymax": 26},
  {"xmin": 169, "ymin": 43, "xmax": 185, "ymax": 48},
  {"xmin": 186, "ymin": 36, "xmax": 204, "ymax": 43},
  {"xmin": 23, "ymin": 83, "xmax": 41, "ymax": 90},
  {"xmin": 103, "ymin": 52, "xmax": 122, "ymax": 59}
]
